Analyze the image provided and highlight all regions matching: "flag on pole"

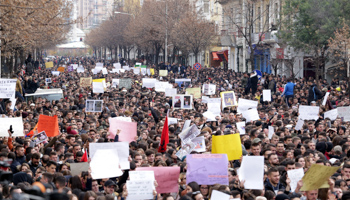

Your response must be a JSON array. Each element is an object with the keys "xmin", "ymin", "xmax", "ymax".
[{"xmin": 158, "ymin": 112, "xmax": 169, "ymax": 153}]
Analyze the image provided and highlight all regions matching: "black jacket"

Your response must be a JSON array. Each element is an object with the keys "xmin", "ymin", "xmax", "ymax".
[{"xmin": 308, "ymin": 84, "xmax": 323, "ymax": 104}]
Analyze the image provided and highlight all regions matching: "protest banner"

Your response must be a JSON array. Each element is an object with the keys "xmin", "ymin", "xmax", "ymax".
[
  {"xmin": 299, "ymin": 105, "xmax": 319, "ymax": 120},
  {"xmin": 155, "ymin": 82, "xmax": 172, "ymax": 92},
  {"xmin": 202, "ymin": 84, "xmax": 216, "ymax": 95},
  {"xmin": 113, "ymin": 63, "xmax": 121, "ymax": 68},
  {"xmin": 159, "ymin": 70, "xmax": 168, "ymax": 77},
  {"xmin": 186, "ymin": 154, "xmax": 229, "ymax": 185},
  {"xmin": 237, "ymin": 98, "xmax": 258, "ymax": 113},
  {"xmin": 168, "ymin": 118, "xmax": 178, "ymax": 126},
  {"xmin": 263, "ymin": 89, "xmax": 272, "ymax": 101},
  {"xmin": 92, "ymin": 82, "xmax": 104, "ymax": 93},
  {"xmin": 150, "ymin": 68, "xmax": 155, "ymax": 75},
  {"xmin": 32, "ymin": 131, "xmax": 48, "ymax": 145},
  {"xmin": 165, "ymin": 88, "xmax": 177, "ymax": 97},
  {"xmin": 179, "ymin": 125, "xmax": 200, "ymax": 144},
  {"xmin": 119, "ymin": 79, "xmax": 132, "ymax": 89},
  {"xmin": 238, "ymin": 156, "xmax": 264, "ymax": 189},
  {"xmin": 126, "ymin": 180, "xmax": 154, "ymax": 200},
  {"xmin": 175, "ymin": 79, "xmax": 191, "ymax": 88},
  {"xmin": 89, "ymin": 142, "xmax": 130, "ymax": 170},
  {"xmin": 186, "ymin": 88, "xmax": 201, "ymax": 99},
  {"xmin": 0, "ymin": 117, "xmax": 24, "ymax": 137},
  {"xmin": 221, "ymin": 91, "xmax": 237, "ymax": 108},
  {"xmin": 72, "ymin": 64, "xmax": 78, "ymax": 69},
  {"xmin": 90, "ymin": 149, "xmax": 123, "ymax": 179},
  {"xmin": 324, "ymin": 109, "xmax": 338, "ymax": 121},
  {"xmin": 96, "ymin": 62, "xmax": 104, "ymax": 67},
  {"xmin": 80, "ymin": 77, "xmax": 92, "ymax": 88},
  {"xmin": 300, "ymin": 164, "xmax": 339, "ymax": 191},
  {"xmin": 136, "ymin": 167, "xmax": 180, "ymax": 193},
  {"xmin": 192, "ymin": 136, "xmax": 206, "ymax": 152},
  {"xmin": 337, "ymin": 107, "xmax": 350, "ymax": 121},
  {"xmin": 85, "ymin": 100, "xmax": 103, "ymax": 112},
  {"xmin": 67, "ymin": 65, "xmax": 73, "ymax": 72},
  {"xmin": 142, "ymin": 78, "xmax": 158, "ymax": 88},
  {"xmin": 37, "ymin": 115, "xmax": 59, "ymax": 137},
  {"xmin": 108, "ymin": 118, "xmax": 137, "ymax": 142},
  {"xmin": 57, "ymin": 67, "xmax": 65, "ymax": 72},
  {"xmin": 0, "ymin": 79, "xmax": 16, "ymax": 98},
  {"xmin": 212, "ymin": 134, "xmax": 242, "ymax": 160},
  {"xmin": 70, "ymin": 162, "xmax": 89, "ymax": 176},
  {"xmin": 45, "ymin": 62, "xmax": 53, "ymax": 68}
]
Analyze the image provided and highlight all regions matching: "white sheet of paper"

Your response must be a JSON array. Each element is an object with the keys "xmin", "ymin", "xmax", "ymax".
[
  {"xmin": 112, "ymin": 79, "xmax": 120, "ymax": 88},
  {"xmin": 0, "ymin": 117, "xmax": 24, "ymax": 137},
  {"xmin": 203, "ymin": 111, "xmax": 218, "ymax": 121},
  {"xmin": 182, "ymin": 120, "xmax": 191, "ymax": 131},
  {"xmin": 142, "ymin": 78, "xmax": 158, "ymax": 88},
  {"xmin": 102, "ymin": 68, "xmax": 108, "ymax": 75},
  {"xmin": 113, "ymin": 116, "xmax": 132, "ymax": 122},
  {"xmin": 299, "ymin": 105, "xmax": 319, "ymax": 120},
  {"xmin": 324, "ymin": 109, "xmax": 338, "ymax": 121},
  {"xmin": 113, "ymin": 63, "xmax": 121, "ymax": 69},
  {"xmin": 96, "ymin": 62, "xmax": 104, "ymax": 67},
  {"xmin": 126, "ymin": 180, "xmax": 154, "ymax": 200},
  {"xmin": 70, "ymin": 163, "xmax": 89, "ymax": 176},
  {"xmin": 268, "ymin": 126, "xmax": 274, "ymax": 139},
  {"xmin": 168, "ymin": 117, "xmax": 178, "ymax": 125},
  {"xmin": 238, "ymin": 156, "xmax": 264, "ymax": 189},
  {"xmin": 263, "ymin": 89, "xmax": 272, "ymax": 101},
  {"xmin": 210, "ymin": 190, "xmax": 230, "ymax": 200},
  {"xmin": 179, "ymin": 125, "xmax": 200, "ymax": 144},
  {"xmin": 90, "ymin": 149, "xmax": 123, "ymax": 179},
  {"xmin": 295, "ymin": 118, "xmax": 304, "ymax": 131},
  {"xmin": 208, "ymin": 103, "xmax": 221, "ymax": 116},
  {"xmin": 202, "ymin": 96, "xmax": 209, "ymax": 103},
  {"xmin": 237, "ymin": 99, "xmax": 258, "ymax": 113},
  {"xmin": 89, "ymin": 142, "xmax": 130, "ymax": 170},
  {"xmin": 236, "ymin": 121, "xmax": 246, "ymax": 135},
  {"xmin": 92, "ymin": 82, "xmax": 104, "ymax": 93},
  {"xmin": 51, "ymin": 71, "xmax": 60, "ymax": 76},
  {"xmin": 242, "ymin": 108, "xmax": 260, "ymax": 122},
  {"xmin": 129, "ymin": 171, "xmax": 155, "ymax": 181},
  {"xmin": 165, "ymin": 88, "xmax": 177, "ymax": 97},
  {"xmin": 191, "ymin": 136, "xmax": 206, "ymax": 153},
  {"xmin": 322, "ymin": 92, "xmax": 330, "ymax": 106},
  {"xmin": 287, "ymin": 168, "xmax": 304, "ymax": 192},
  {"xmin": 72, "ymin": 64, "xmax": 78, "ymax": 69},
  {"xmin": 77, "ymin": 66, "xmax": 85, "ymax": 73},
  {"xmin": 133, "ymin": 68, "xmax": 140, "ymax": 75}
]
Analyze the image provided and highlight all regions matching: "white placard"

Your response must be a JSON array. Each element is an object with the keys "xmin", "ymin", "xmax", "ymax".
[
  {"xmin": 113, "ymin": 63, "xmax": 121, "ymax": 69},
  {"xmin": 0, "ymin": 117, "xmax": 24, "ymax": 137},
  {"xmin": 238, "ymin": 156, "xmax": 264, "ymax": 189},
  {"xmin": 337, "ymin": 107, "xmax": 350, "ymax": 121},
  {"xmin": 129, "ymin": 171, "xmax": 155, "ymax": 181},
  {"xmin": 102, "ymin": 68, "xmax": 108, "ymax": 75},
  {"xmin": 299, "ymin": 105, "xmax": 319, "ymax": 120},
  {"xmin": 92, "ymin": 82, "xmax": 104, "ymax": 94},
  {"xmin": 237, "ymin": 99, "xmax": 258, "ymax": 113},
  {"xmin": 210, "ymin": 190, "xmax": 230, "ymax": 200},
  {"xmin": 263, "ymin": 89, "xmax": 272, "ymax": 101},
  {"xmin": 51, "ymin": 71, "xmax": 60, "ymax": 76},
  {"xmin": 295, "ymin": 118, "xmax": 304, "ymax": 131},
  {"xmin": 112, "ymin": 79, "xmax": 119, "ymax": 88},
  {"xmin": 287, "ymin": 168, "xmax": 304, "ymax": 192},
  {"xmin": 113, "ymin": 116, "xmax": 132, "ymax": 122},
  {"xmin": 126, "ymin": 180, "xmax": 154, "ymax": 200},
  {"xmin": 268, "ymin": 126, "xmax": 274, "ymax": 139},
  {"xmin": 96, "ymin": 62, "xmax": 104, "ymax": 67},
  {"xmin": 179, "ymin": 125, "xmax": 200, "ymax": 144},
  {"xmin": 322, "ymin": 92, "xmax": 330, "ymax": 106},
  {"xmin": 191, "ymin": 136, "xmax": 206, "ymax": 153},
  {"xmin": 242, "ymin": 108, "xmax": 260, "ymax": 122},
  {"xmin": 168, "ymin": 117, "xmax": 178, "ymax": 125},
  {"xmin": 89, "ymin": 142, "xmax": 130, "ymax": 170},
  {"xmin": 202, "ymin": 84, "xmax": 216, "ymax": 95},
  {"xmin": 324, "ymin": 109, "xmax": 338, "ymax": 121},
  {"xmin": 90, "ymin": 149, "xmax": 123, "ymax": 179},
  {"xmin": 155, "ymin": 82, "xmax": 172, "ymax": 92},
  {"xmin": 142, "ymin": 78, "xmax": 158, "ymax": 88},
  {"xmin": 165, "ymin": 88, "xmax": 177, "ymax": 97},
  {"xmin": 72, "ymin": 64, "xmax": 78, "ymax": 69},
  {"xmin": 236, "ymin": 121, "xmax": 246, "ymax": 135},
  {"xmin": 85, "ymin": 100, "xmax": 103, "ymax": 112},
  {"xmin": 77, "ymin": 66, "xmax": 85, "ymax": 73},
  {"xmin": 202, "ymin": 96, "xmax": 209, "ymax": 103}
]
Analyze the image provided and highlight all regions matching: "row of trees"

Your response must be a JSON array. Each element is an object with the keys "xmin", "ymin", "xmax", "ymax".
[
  {"xmin": 0, "ymin": 0, "xmax": 73, "ymax": 74},
  {"xmin": 85, "ymin": 0, "xmax": 215, "ymax": 65}
]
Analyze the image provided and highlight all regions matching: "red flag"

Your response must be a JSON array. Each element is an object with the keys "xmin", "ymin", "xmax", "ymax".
[
  {"xmin": 158, "ymin": 114, "xmax": 169, "ymax": 153},
  {"xmin": 81, "ymin": 150, "xmax": 88, "ymax": 162}
]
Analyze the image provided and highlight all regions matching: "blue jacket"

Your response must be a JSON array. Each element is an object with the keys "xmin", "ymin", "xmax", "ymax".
[{"xmin": 281, "ymin": 82, "xmax": 295, "ymax": 96}]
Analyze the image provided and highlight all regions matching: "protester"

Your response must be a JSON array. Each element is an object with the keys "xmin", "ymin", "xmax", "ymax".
[{"xmin": 0, "ymin": 56, "xmax": 347, "ymax": 200}]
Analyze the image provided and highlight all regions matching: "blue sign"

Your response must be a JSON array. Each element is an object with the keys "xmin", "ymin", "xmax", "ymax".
[{"xmin": 254, "ymin": 69, "xmax": 262, "ymax": 80}]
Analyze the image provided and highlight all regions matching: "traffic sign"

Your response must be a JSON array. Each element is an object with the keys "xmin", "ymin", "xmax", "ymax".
[
  {"xmin": 254, "ymin": 69, "xmax": 262, "ymax": 80},
  {"xmin": 193, "ymin": 63, "xmax": 202, "ymax": 70}
]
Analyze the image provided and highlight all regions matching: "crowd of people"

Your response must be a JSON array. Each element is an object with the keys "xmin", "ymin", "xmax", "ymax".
[{"xmin": 0, "ymin": 56, "xmax": 349, "ymax": 200}]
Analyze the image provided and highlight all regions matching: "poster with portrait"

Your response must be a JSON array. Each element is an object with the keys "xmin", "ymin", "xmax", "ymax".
[
  {"xmin": 85, "ymin": 100, "xmax": 103, "ymax": 112},
  {"xmin": 220, "ymin": 91, "xmax": 237, "ymax": 108},
  {"xmin": 172, "ymin": 95, "xmax": 193, "ymax": 110},
  {"xmin": 33, "ymin": 131, "xmax": 48, "ymax": 145},
  {"xmin": 45, "ymin": 78, "xmax": 52, "ymax": 83},
  {"xmin": 202, "ymin": 84, "xmax": 216, "ymax": 95},
  {"xmin": 175, "ymin": 79, "xmax": 191, "ymax": 88}
]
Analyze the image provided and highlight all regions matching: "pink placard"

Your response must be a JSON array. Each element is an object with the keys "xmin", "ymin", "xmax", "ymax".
[
  {"xmin": 108, "ymin": 118, "xmax": 137, "ymax": 143},
  {"xmin": 136, "ymin": 167, "xmax": 180, "ymax": 194}
]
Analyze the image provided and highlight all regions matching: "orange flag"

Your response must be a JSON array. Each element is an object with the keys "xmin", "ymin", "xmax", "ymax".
[
  {"xmin": 37, "ymin": 115, "xmax": 59, "ymax": 137},
  {"xmin": 27, "ymin": 123, "xmax": 38, "ymax": 138}
]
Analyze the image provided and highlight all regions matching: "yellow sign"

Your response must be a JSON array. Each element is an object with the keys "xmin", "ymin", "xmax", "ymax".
[
  {"xmin": 159, "ymin": 70, "xmax": 168, "ymax": 77},
  {"xmin": 300, "ymin": 164, "xmax": 339, "ymax": 191},
  {"xmin": 150, "ymin": 68, "xmax": 155, "ymax": 75},
  {"xmin": 212, "ymin": 134, "xmax": 242, "ymax": 161},
  {"xmin": 80, "ymin": 77, "xmax": 92, "ymax": 88},
  {"xmin": 186, "ymin": 88, "xmax": 201, "ymax": 99},
  {"xmin": 45, "ymin": 62, "xmax": 53, "ymax": 68}
]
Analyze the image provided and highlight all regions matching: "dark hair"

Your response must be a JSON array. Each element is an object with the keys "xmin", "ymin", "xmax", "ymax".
[
  {"xmin": 267, "ymin": 167, "xmax": 279, "ymax": 175},
  {"xmin": 187, "ymin": 181, "xmax": 200, "ymax": 192},
  {"xmin": 69, "ymin": 175, "xmax": 83, "ymax": 190}
]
